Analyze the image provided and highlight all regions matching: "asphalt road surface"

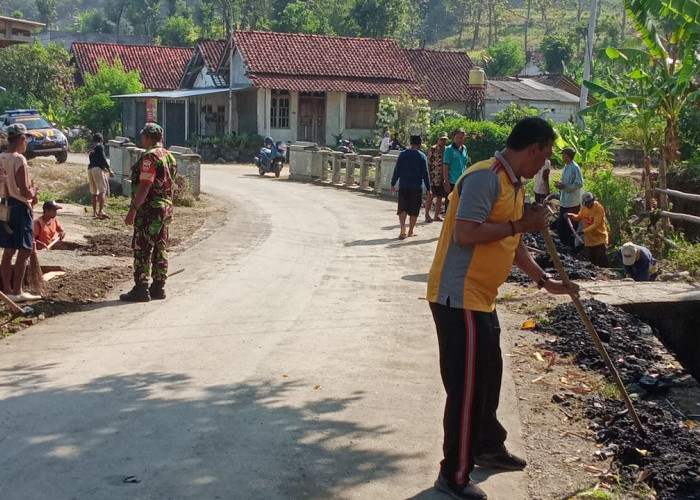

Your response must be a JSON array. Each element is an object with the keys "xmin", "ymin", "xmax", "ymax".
[{"xmin": 0, "ymin": 164, "xmax": 526, "ymax": 499}]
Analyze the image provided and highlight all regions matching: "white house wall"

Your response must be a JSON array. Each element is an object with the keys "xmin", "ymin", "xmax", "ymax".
[
  {"xmin": 193, "ymin": 67, "xmax": 215, "ymax": 88},
  {"xmin": 485, "ymin": 99, "xmax": 577, "ymax": 123},
  {"xmin": 325, "ymin": 92, "xmax": 343, "ymax": 146},
  {"xmin": 269, "ymin": 90, "xmax": 298, "ymax": 143},
  {"xmin": 231, "ymin": 50, "xmax": 251, "ymax": 85},
  {"xmin": 429, "ymin": 100, "xmax": 469, "ymax": 115}
]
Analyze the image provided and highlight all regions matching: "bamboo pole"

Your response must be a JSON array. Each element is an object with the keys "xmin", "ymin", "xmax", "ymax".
[{"xmin": 540, "ymin": 228, "xmax": 646, "ymax": 436}]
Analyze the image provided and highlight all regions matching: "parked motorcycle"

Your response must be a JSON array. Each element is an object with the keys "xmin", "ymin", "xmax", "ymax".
[
  {"xmin": 255, "ymin": 136, "xmax": 287, "ymax": 178},
  {"xmin": 336, "ymin": 139, "xmax": 355, "ymax": 154}
]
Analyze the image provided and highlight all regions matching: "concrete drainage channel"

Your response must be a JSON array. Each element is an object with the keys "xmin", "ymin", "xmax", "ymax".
[
  {"xmin": 618, "ymin": 299, "xmax": 700, "ymax": 383},
  {"xmin": 537, "ymin": 283, "xmax": 700, "ymax": 499}
]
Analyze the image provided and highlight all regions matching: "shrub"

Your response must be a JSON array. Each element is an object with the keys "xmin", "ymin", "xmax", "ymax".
[
  {"xmin": 583, "ymin": 167, "xmax": 638, "ymax": 246},
  {"xmin": 492, "ymin": 103, "xmax": 539, "ymax": 128},
  {"xmin": 428, "ymin": 118, "xmax": 510, "ymax": 164},
  {"xmin": 69, "ymin": 137, "xmax": 89, "ymax": 153},
  {"xmin": 173, "ymin": 176, "xmax": 195, "ymax": 207}
]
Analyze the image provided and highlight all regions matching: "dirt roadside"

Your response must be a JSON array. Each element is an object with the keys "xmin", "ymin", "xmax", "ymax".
[{"xmin": 0, "ymin": 157, "xmax": 225, "ymax": 336}]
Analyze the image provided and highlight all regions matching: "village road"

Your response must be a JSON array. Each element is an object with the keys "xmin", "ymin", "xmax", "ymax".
[{"xmin": 0, "ymin": 165, "xmax": 527, "ymax": 499}]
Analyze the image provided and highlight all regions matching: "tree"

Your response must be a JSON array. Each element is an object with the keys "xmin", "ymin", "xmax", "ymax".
[
  {"xmin": 0, "ymin": 43, "xmax": 73, "ymax": 113},
  {"xmin": 483, "ymin": 38, "xmax": 525, "ymax": 77},
  {"xmin": 352, "ymin": 0, "xmax": 408, "ymax": 39},
  {"xmin": 157, "ymin": 15, "xmax": 198, "ymax": 46},
  {"xmin": 72, "ymin": 9, "xmax": 116, "ymax": 33},
  {"xmin": 376, "ymin": 89, "xmax": 431, "ymax": 143},
  {"xmin": 126, "ymin": 0, "xmax": 163, "ymax": 39},
  {"xmin": 72, "ymin": 58, "xmax": 144, "ymax": 138},
  {"xmin": 539, "ymin": 34, "xmax": 574, "ymax": 72},
  {"xmin": 272, "ymin": 1, "xmax": 321, "ymax": 33},
  {"xmin": 36, "ymin": 0, "xmax": 58, "ymax": 30}
]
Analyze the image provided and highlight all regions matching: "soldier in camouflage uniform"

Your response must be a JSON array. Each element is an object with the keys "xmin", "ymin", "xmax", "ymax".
[{"xmin": 120, "ymin": 123, "xmax": 177, "ymax": 302}]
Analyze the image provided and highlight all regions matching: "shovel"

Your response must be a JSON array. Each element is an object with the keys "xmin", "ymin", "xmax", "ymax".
[{"xmin": 539, "ymin": 218, "xmax": 646, "ymax": 436}]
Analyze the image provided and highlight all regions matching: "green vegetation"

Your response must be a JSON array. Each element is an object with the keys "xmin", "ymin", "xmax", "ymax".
[
  {"xmin": 72, "ymin": 58, "xmax": 144, "ymax": 139},
  {"xmin": 428, "ymin": 118, "xmax": 510, "ymax": 165},
  {"xmin": 483, "ymin": 38, "xmax": 525, "ymax": 77}
]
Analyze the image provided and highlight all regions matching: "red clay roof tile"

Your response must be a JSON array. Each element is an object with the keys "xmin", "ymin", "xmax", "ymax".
[
  {"xmin": 234, "ymin": 30, "xmax": 415, "ymax": 82},
  {"xmin": 198, "ymin": 39, "xmax": 227, "ymax": 71},
  {"xmin": 405, "ymin": 49, "xmax": 484, "ymax": 102},
  {"xmin": 71, "ymin": 42, "xmax": 193, "ymax": 91}
]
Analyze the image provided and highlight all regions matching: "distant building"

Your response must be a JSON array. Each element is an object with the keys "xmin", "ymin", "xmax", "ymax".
[
  {"xmin": 0, "ymin": 15, "xmax": 43, "ymax": 49},
  {"xmin": 485, "ymin": 77, "xmax": 580, "ymax": 123},
  {"xmin": 113, "ymin": 31, "xmax": 485, "ymax": 147}
]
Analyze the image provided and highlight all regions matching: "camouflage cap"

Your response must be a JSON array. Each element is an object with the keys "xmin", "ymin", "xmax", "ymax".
[
  {"xmin": 6, "ymin": 123, "xmax": 28, "ymax": 137},
  {"xmin": 140, "ymin": 122, "xmax": 163, "ymax": 138}
]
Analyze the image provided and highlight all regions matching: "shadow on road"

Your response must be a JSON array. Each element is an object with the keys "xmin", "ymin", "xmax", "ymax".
[{"xmin": 0, "ymin": 371, "xmax": 410, "ymax": 497}]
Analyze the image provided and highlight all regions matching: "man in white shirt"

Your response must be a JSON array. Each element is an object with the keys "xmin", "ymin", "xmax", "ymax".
[{"xmin": 533, "ymin": 159, "xmax": 550, "ymax": 204}]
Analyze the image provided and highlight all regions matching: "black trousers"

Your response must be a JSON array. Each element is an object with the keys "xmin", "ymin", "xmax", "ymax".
[
  {"xmin": 557, "ymin": 205, "xmax": 580, "ymax": 248},
  {"xmin": 430, "ymin": 302, "xmax": 508, "ymax": 485}
]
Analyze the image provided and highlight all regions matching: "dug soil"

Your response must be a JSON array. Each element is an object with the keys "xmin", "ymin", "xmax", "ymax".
[{"xmin": 0, "ymin": 157, "xmax": 225, "ymax": 337}]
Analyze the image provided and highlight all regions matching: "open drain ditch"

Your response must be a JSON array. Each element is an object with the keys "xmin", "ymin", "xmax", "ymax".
[{"xmin": 535, "ymin": 299, "xmax": 700, "ymax": 499}]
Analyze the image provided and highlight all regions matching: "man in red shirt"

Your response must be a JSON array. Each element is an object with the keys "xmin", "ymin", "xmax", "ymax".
[{"xmin": 34, "ymin": 200, "xmax": 66, "ymax": 250}]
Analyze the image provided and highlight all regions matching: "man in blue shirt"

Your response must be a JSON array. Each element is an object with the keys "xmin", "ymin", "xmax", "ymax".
[
  {"xmin": 442, "ymin": 129, "xmax": 468, "ymax": 195},
  {"xmin": 391, "ymin": 135, "xmax": 431, "ymax": 240},
  {"xmin": 620, "ymin": 242, "xmax": 659, "ymax": 281},
  {"xmin": 554, "ymin": 147, "xmax": 583, "ymax": 247}
]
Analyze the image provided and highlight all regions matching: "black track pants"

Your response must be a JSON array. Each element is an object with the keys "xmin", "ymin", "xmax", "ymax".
[{"xmin": 430, "ymin": 302, "xmax": 508, "ymax": 484}]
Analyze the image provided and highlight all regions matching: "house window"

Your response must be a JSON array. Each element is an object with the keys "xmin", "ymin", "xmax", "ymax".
[
  {"xmin": 270, "ymin": 89, "xmax": 290, "ymax": 128},
  {"xmin": 346, "ymin": 93, "xmax": 378, "ymax": 129}
]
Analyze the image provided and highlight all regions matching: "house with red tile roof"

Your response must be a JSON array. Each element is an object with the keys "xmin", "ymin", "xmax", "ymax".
[
  {"xmin": 71, "ymin": 42, "xmax": 193, "ymax": 91},
  {"xmin": 113, "ymin": 31, "xmax": 485, "ymax": 147}
]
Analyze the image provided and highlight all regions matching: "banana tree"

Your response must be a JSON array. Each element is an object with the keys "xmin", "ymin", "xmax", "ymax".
[
  {"xmin": 580, "ymin": 45, "xmax": 664, "ymax": 209},
  {"xmin": 623, "ymin": 0, "xmax": 700, "ymax": 169}
]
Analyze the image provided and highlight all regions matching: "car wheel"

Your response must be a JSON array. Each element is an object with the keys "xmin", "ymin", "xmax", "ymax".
[{"xmin": 55, "ymin": 151, "xmax": 68, "ymax": 163}]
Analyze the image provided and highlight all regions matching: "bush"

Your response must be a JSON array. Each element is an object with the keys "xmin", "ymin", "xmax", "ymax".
[
  {"xmin": 173, "ymin": 176, "xmax": 195, "ymax": 207},
  {"xmin": 492, "ymin": 103, "xmax": 539, "ymax": 128},
  {"xmin": 583, "ymin": 167, "xmax": 638, "ymax": 246},
  {"xmin": 484, "ymin": 38, "xmax": 526, "ymax": 77},
  {"xmin": 428, "ymin": 118, "xmax": 510, "ymax": 164},
  {"xmin": 69, "ymin": 137, "xmax": 89, "ymax": 153}
]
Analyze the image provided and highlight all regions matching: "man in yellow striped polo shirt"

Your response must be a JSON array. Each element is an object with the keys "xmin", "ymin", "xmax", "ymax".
[{"xmin": 427, "ymin": 118, "xmax": 580, "ymax": 500}]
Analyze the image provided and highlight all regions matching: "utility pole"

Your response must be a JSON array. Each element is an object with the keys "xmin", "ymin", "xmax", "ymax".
[{"xmin": 579, "ymin": 0, "xmax": 598, "ymax": 128}]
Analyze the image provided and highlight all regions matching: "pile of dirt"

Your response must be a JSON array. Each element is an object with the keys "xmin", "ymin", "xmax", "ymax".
[
  {"xmin": 81, "ymin": 233, "xmax": 133, "ymax": 257},
  {"xmin": 535, "ymin": 299, "xmax": 700, "ymax": 498},
  {"xmin": 584, "ymin": 396, "xmax": 700, "ymax": 499},
  {"xmin": 536, "ymin": 300, "xmax": 664, "ymax": 381},
  {"xmin": 509, "ymin": 232, "xmax": 599, "ymax": 284}
]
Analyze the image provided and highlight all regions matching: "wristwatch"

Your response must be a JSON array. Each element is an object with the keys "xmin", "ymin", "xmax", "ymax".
[{"xmin": 537, "ymin": 273, "xmax": 552, "ymax": 289}]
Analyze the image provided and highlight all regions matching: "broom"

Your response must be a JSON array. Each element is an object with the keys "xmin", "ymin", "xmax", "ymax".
[{"xmin": 27, "ymin": 250, "xmax": 44, "ymax": 294}]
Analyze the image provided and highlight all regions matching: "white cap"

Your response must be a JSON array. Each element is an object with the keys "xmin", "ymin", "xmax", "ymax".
[{"xmin": 620, "ymin": 242, "xmax": 637, "ymax": 266}]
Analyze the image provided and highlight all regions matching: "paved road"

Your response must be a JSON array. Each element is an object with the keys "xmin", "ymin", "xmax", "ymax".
[{"xmin": 0, "ymin": 165, "xmax": 526, "ymax": 499}]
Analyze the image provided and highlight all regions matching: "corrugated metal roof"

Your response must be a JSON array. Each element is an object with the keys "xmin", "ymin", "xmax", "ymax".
[
  {"xmin": 486, "ymin": 79, "xmax": 579, "ymax": 103},
  {"xmin": 112, "ymin": 85, "xmax": 250, "ymax": 99}
]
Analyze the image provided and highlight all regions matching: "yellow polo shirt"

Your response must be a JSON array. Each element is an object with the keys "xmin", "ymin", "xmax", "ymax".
[
  {"xmin": 427, "ymin": 155, "xmax": 524, "ymax": 312},
  {"xmin": 569, "ymin": 201, "xmax": 608, "ymax": 247}
]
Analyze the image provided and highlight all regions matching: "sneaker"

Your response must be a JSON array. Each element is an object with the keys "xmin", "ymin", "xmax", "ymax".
[
  {"xmin": 434, "ymin": 474, "xmax": 487, "ymax": 499},
  {"xmin": 474, "ymin": 447, "xmax": 526, "ymax": 471},
  {"xmin": 18, "ymin": 291, "xmax": 42, "ymax": 302}
]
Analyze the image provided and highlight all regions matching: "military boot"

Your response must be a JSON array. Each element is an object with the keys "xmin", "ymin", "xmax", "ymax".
[
  {"xmin": 149, "ymin": 280, "xmax": 166, "ymax": 300},
  {"xmin": 120, "ymin": 283, "xmax": 151, "ymax": 302}
]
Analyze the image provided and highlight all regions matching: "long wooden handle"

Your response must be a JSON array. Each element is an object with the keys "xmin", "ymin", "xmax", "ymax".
[
  {"xmin": 540, "ymin": 228, "xmax": 646, "ymax": 436},
  {"xmin": 0, "ymin": 291, "xmax": 25, "ymax": 315}
]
